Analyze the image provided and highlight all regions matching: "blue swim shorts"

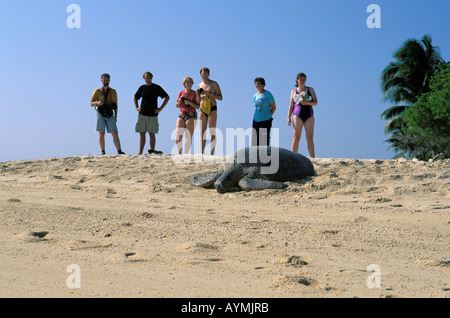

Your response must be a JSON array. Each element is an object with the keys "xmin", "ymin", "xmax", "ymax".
[{"xmin": 96, "ymin": 111, "xmax": 118, "ymax": 133}]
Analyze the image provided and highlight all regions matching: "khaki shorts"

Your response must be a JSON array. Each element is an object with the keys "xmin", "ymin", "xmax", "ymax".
[{"xmin": 135, "ymin": 114, "xmax": 159, "ymax": 134}]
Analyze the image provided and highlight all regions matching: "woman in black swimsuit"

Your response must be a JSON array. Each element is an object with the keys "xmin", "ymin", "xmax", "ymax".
[{"xmin": 287, "ymin": 73, "xmax": 318, "ymax": 157}]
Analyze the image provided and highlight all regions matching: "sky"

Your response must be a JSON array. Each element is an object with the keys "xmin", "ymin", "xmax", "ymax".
[{"xmin": 0, "ymin": 0, "xmax": 449, "ymax": 162}]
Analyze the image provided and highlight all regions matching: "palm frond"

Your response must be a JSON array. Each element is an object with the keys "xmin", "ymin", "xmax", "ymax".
[
  {"xmin": 380, "ymin": 105, "xmax": 409, "ymax": 120},
  {"xmin": 383, "ymin": 116, "xmax": 406, "ymax": 134}
]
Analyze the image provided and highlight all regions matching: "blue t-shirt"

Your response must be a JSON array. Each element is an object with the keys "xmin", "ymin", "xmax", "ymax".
[{"xmin": 253, "ymin": 90, "xmax": 275, "ymax": 122}]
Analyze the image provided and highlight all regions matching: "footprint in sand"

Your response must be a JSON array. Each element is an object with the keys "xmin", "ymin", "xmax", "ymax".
[
  {"xmin": 430, "ymin": 205, "xmax": 450, "ymax": 210},
  {"xmin": 271, "ymin": 274, "xmax": 339, "ymax": 292},
  {"xmin": 180, "ymin": 243, "xmax": 225, "ymax": 265},
  {"xmin": 275, "ymin": 255, "xmax": 310, "ymax": 268},
  {"xmin": 180, "ymin": 242, "xmax": 222, "ymax": 252},
  {"xmin": 181, "ymin": 257, "xmax": 227, "ymax": 265},
  {"xmin": 60, "ymin": 240, "xmax": 112, "ymax": 251},
  {"xmin": 416, "ymin": 258, "xmax": 450, "ymax": 267},
  {"xmin": 112, "ymin": 252, "xmax": 150, "ymax": 263},
  {"xmin": 271, "ymin": 275, "xmax": 317, "ymax": 288},
  {"xmin": 14, "ymin": 231, "xmax": 49, "ymax": 242},
  {"xmin": 105, "ymin": 188, "xmax": 118, "ymax": 198}
]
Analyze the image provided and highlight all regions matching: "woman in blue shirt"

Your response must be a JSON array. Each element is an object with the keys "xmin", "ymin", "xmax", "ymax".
[{"xmin": 252, "ymin": 77, "xmax": 276, "ymax": 146}]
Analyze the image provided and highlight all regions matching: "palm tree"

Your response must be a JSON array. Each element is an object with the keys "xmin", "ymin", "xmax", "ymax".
[
  {"xmin": 380, "ymin": 35, "xmax": 444, "ymax": 159},
  {"xmin": 380, "ymin": 35, "xmax": 443, "ymax": 134}
]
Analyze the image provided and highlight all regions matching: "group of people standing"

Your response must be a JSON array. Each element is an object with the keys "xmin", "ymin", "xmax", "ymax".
[{"xmin": 90, "ymin": 69, "xmax": 318, "ymax": 158}]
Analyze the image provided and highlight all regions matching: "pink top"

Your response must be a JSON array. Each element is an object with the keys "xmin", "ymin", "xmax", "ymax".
[{"xmin": 177, "ymin": 90, "xmax": 198, "ymax": 113}]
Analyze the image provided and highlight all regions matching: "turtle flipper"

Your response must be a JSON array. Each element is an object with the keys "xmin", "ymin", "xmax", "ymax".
[
  {"xmin": 238, "ymin": 177, "xmax": 288, "ymax": 191},
  {"xmin": 190, "ymin": 171, "xmax": 223, "ymax": 188}
]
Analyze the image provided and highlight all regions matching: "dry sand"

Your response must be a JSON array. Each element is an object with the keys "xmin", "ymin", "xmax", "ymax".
[{"xmin": 0, "ymin": 153, "xmax": 448, "ymax": 298}]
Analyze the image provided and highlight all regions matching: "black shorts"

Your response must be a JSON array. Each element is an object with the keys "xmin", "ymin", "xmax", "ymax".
[
  {"xmin": 252, "ymin": 118, "xmax": 273, "ymax": 146},
  {"xmin": 200, "ymin": 106, "xmax": 217, "ymax": 117}
]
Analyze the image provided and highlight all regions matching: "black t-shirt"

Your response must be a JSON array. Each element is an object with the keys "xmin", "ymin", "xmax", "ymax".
[{"xmin": 134, "ymin": 84, "xmax": 168, "ymax": 117}]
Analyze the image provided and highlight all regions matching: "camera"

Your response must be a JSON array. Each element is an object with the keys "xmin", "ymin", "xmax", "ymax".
[
  {"xmin": 196, "ymin": 88, "xmax": 204, "ymax": 95},
  {"xmin": 98, "ymin": 103, "xmax": 115, "ymax": 118},
  {"xmin": 180, "ymin": 97, "xmax": 191, "ymax": 102}
]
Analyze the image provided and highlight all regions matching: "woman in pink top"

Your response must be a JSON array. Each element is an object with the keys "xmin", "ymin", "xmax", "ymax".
[{"xmin": 175, "ymin": 76, "xmax": 200, "ymax": 154}]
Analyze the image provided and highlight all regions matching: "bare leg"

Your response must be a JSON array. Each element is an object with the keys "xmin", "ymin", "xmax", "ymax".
[
  {"xmin": 111, "ymin": 132, "xmax": 122, "ymax": 152},
  {"xmin": 184, "ymin": 118, "xmax": 196, "ymax": 154},
  {"xmin": 198, "ymin": 112, "xmax": 208, "ymax": 154},
  {"xmin": 304, "ymin": 116, "xmax": 315, "ymax": 158},
  {"xmin": 149, "ymin": 133, "xmax": 156, "ymax": 151},
  {"xmin": 208, "ymin": 110, "xmax": 217, "ymax": 155},
  {"xmin": 291, "ymin": 116, "xmax": 304, "ymax": 153},
  {"xmin": 139, "ymin": 133, "xmax": 146, "ymax": 154},
  {"xmin": 99, "ymin": 131, "xmax": 106, "ymax": 153},
  {"xmin": 175, "ymin": 118, "xmax": 186, "ymax": 154}
]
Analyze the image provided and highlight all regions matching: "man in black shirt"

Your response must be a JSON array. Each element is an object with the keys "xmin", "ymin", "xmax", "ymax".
[{"xmin": 134, "ymin": 71, "xmax": 170, "ymax": 154}]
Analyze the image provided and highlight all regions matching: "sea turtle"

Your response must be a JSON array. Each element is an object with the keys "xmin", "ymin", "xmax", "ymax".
[{"xmin": 190, "ymin": 146, "xmax": 315, "ymax": 193}]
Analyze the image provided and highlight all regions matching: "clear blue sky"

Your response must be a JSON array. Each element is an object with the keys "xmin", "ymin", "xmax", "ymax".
[{"xmin": 1, "ymin": 0, "xmax": 449, "ymax": 162}]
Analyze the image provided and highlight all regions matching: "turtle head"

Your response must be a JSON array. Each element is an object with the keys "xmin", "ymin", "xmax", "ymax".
[{"xmin": 214, "ymin": 161, "xmax": 243, "ymax": 193}]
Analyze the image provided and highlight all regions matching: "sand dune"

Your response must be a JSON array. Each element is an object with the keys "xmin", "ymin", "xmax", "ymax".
[{"xmin": 0, "ymin": 153, "xmax": 448, "ymax": 298}]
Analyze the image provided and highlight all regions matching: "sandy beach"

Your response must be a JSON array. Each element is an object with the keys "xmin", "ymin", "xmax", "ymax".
[{"xmin": 0, "ymin": 153, "xmax": 448, "ymax": 298}]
